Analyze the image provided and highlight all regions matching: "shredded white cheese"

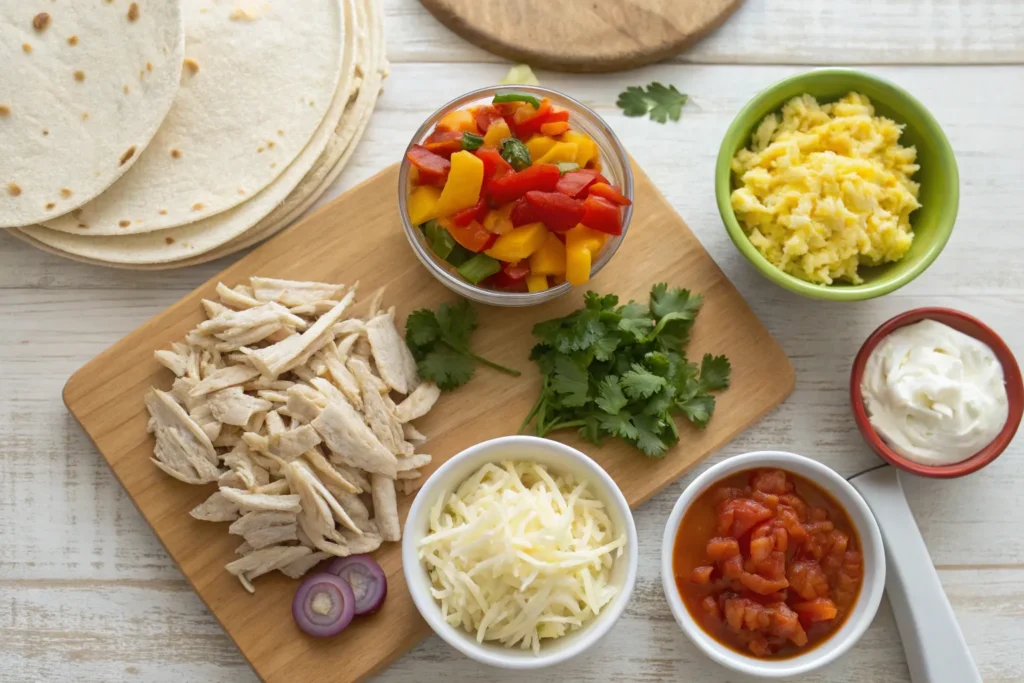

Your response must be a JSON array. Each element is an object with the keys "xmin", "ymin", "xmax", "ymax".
[{"xmin": 418, "ymin": 461, "xmax": 626, "ymax": 655}]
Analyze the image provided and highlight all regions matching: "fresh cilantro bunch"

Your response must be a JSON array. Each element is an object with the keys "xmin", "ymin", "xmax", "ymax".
[
  {"xmin": 520, "ymin": 285, "xmax": 730, "ymax": 457},
  {"xmin": 616, "ymin": 82, "xmax": 688, "ymax": 123},
  {"xmin": 405, "ymin": 299, "xmax": 520, "ymax": 390}
]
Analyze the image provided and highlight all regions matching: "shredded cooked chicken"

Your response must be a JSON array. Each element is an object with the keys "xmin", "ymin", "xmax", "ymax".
[{"xmin": 147, "ymin": 277, "xmax": 437, "ymax": 592}]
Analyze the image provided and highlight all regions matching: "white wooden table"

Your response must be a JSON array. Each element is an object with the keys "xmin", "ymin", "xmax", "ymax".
[{"xmin": 2, "ymin": 1, "xmax": 1022, "ymax": 681}]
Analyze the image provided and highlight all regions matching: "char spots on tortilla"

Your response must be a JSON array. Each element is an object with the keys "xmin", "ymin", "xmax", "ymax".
[
  {"xmin": 45, "ymin": 202, "xmax": 55, "ymax": 210},
  {"xmin": 119, "ymin": 220, "xmax": 131, "ymax": 227},
  {"xmin": 184, "ymin": 58, "xmax": 199, "ymax": 75},
  {"xmin": 7, "ymin": 183, "xmax": 22, "ymax": 197},
  {"xmin": 127, "ymin": 3, "xmax": 140, "ymax": 22},
  {"xmin": 120, "ymin": 146, "xmax": 136, "ymax": 166},
  {"xmin": 22, "ymin": 43, "xmax": 32, "ymax": 53},
  {"xmin": 60, "ymin": 188, "xmax": 72, "ymax": 198},
  {"xmin": 0, "ymin": 105, "xmax": 10, "ymax": 116},
  {"xmin": 32, "ymin": 13, "xmax": 50, "ymax": 32},
  {"xmin": 67, "ymin": 35, "xmax": 79, "ymax": 46},
  {"xmin": 74, "ymin": 70, "xmax": 85, "ymax": 82}
]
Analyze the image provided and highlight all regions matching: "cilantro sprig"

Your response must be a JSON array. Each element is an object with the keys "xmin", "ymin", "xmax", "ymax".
[
  {"xmin": 616, "ymin": 82, "xmax": 688, "ymax": 123},
  {"xmin": 520, "ymin": 285, "xmax": 730, "ymax": 457},
  {"xmin": 405, "ymin": 299, "xmax": 521, "ymax": 391}
]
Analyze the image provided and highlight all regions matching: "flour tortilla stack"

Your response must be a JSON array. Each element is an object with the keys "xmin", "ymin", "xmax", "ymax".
[
  {"xmin": 0, "ymin": 0, "xmax": 184, "ymax": 228},
  {"xmin": 15, "ymin": 0, "xmax": 387, "ymax": 269}
]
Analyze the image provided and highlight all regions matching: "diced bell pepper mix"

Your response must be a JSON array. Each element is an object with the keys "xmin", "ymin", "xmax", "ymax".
[{"xmin": 405, "ymin": 93, "xmax": 632, "ymax": 292}]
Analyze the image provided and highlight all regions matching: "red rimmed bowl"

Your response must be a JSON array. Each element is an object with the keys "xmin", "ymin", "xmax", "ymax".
[{"xmin": 850, "ymin": 308, "xmax": 1024, "ymax": 478}]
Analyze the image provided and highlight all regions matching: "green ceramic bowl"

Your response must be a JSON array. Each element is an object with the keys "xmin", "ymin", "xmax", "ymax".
[{"xmin": 716, "ymin": 69, "xmax": 959, "ymax": 301}]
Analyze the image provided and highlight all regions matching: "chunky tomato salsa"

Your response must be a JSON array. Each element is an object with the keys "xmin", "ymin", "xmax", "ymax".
[{"xmin": 672, "ymin": 469, "xmax": 863, "ymax": 658}]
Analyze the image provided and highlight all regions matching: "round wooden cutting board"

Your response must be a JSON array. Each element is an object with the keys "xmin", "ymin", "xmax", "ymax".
[{"xmin": 420, "ymin": 0, "xmax": 746, "ymax": 72}]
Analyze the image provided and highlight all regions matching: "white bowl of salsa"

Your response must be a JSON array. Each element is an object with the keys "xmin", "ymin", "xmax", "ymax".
[{"xmin": 660, "ymin": 451, "xmax": 885, "ymax": 678}]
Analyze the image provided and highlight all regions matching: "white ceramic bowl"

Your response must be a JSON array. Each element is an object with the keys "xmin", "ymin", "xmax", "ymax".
[
  {"xmin": 402, "ymin": 435, "xmax": 638, "ymax": 669},
  {"xmin": 660, "ymin": 451, "xmax": 886, "ymax": 678}
]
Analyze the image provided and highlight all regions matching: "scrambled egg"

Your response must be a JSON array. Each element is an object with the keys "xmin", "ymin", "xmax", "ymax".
[{"xmin": 730, "ymin": 92, "xmax": 921, "ymax": 285}]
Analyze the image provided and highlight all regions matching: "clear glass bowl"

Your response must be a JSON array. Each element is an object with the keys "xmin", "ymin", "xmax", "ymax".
[{"xmin": 398, "ymin": 85, "xmax": 634, "ymax": 307}]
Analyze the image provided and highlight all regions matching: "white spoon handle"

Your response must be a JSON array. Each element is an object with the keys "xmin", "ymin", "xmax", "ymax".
[{"xmin": 848, "ymin": 465, "xmax": 981, "ymax": 683}]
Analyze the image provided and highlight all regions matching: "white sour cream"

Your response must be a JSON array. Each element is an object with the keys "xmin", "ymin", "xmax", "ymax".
[{"xmin": 861, "ymin": 318, "xmax": 1009, "ymax": 466}]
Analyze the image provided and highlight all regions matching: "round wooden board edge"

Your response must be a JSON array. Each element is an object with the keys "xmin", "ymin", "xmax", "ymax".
[{"xmin": 419, "ymin": 0, "xmax": 747, "ymax": 72}]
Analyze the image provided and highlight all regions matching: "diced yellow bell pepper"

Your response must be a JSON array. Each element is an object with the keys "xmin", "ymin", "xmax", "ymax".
[
  {"xmin": 559, "ymin": 130, "xmax": 598, "ymax": 168},
  {"xmin": 483, "ymin": 203, "xmax": 515, "ymax": 235},
  {"xmin": 434, "ymin": 151, "xmax": 484, "ymax": 218},
  {"xmin": 535, "ymin": 142, "xmax": 579, "ymax": 166},
  {"xmin": 526, "ymin": 135, "xmax": 558, "ymax": 162},
  {"xmin": 437, "ymin": 109, "xmax": 478, "ymax": 133},
  {"xmin": 565, "ymin": 225, "xmax": 608, "ymax": 286},
  {"xmin": 407, "ymin": 185, "xmax": 442, "ymax": 226},
  {"xmin": 485, "ymin": 222, "xmax": 549, "ymax": 262},
  {"xmin": 526, "ymin": 273, "xmax": 549, "ymax": 293},
  {"xmin": 483, "ymin": 119, "xmax": 512, "ymax": 148},
  {"xmin": 528, "ymin": 232, "xmax": 567, "ymax": 276},
  {"xmin": 566, "ymin": 224, "xmax": 608, "ymax": 253}
]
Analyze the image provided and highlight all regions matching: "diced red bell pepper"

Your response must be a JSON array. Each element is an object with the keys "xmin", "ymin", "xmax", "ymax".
[
  {"xmin": 524, "ymin": 191, "xmax": 585, "ymax": 233},
  {"xmin": 581, "ymin": 194, "xmax": 623, "ymax": 235},
  {"xmin": 588, "ymin": 182, "xmax": 632, "ymax": 206},
  {"xmin": 472, "ymin": 105, "xmax": 505, "ymax": 133},
  {"xmin": 486, "ymin": 260, "xmax": 531, "ymax": 290},
  {"xmin": 547, "ymin": 107, "xmax": 570, "ymax": 122},
  {"xmin": 445, "ymin": 219, "xmax": 493, "ymax": 253},
  {"xmin": 423, "ymin": 130, "xmax": 465, "ymax": 158},
  {"xmin": 555, "ymin": 169, "xmax": 608, "ymax": 198},
  {"xmin": 510, "ymin": 196, "xmax": 540, "ymax": 227},
  {"xmin": 512, "ymin": 98, "xmax": 553, "ymax": 139},
  {"xmin": 485, "ymin": 164, "xmax": 560, "ymax": 206},
  {"xmin": 406, "ymin": 145, "xmax": 450, "ymax": 187},
  {"xmin": 451, "ymin": 196, "xmax": 488, "ymax": 228},
  {"xmin": 474, "ymin": 147, "xmax": 513, "ymax": 180}
]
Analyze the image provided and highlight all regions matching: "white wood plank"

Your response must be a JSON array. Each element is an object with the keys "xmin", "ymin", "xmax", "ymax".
[
  {"xmin": 384, "ymin": 0, "xmax": 1024, "ymax": 65},
  {"xmin": 2, "ymin": 64, "xmax": 1023, "ymax": 296},
  {"xmin": 1, "ymin": 569, "xmax": 1020, "ymax": 682}
]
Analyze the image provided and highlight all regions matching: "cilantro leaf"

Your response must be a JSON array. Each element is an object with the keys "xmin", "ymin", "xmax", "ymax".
[
  {"xmin": 405, "ymin": 299, "xmax": 519, "ymax": 391},
  {"xmin": 595, "ymin": 376, "xmax": 628, "ymax": 415},
  {"xmin": 622, "ymin": 364, "xmax": 667, "ymax": 399},
  {"xmin": 591, "ymin": 335, "xmax": 620, "ymax": 362},
  {"xmin": 435, "ymin": 299, "xmax": 477, "ymax": 348},
  {"xmin": 700, "ymin": 354, "xmax": 732, "ymax": 392},
  {"xmin": 599, "ymin": 412, "xmax": 639, "ymax": 440},
  {"xmin": 418, "ymin": 346, "xmax": 475, "ymax": 390},
  {"xmin": 678, "ymin": 394, "xmax": 716, "ymax": 428},
  {"xmin": 650, "ymin": 283, "xmax": 702, "ymax": 321},
  {"xmin": 584, "ymin": 291, "xmax": 619, "ymax": 311},
  {"xmin": 405, "ymin": 308, "xmax": 441, "ymax": 351},
  {"xmin": 551, "ymin": 355, "xmax": 590, "ymax": 407},
  {"xmin": 618, "ymin": 301, "xmax": 654, "ymax": 341},
  {"xmin": 631, "ymin": 414, "xmax": 668, "ymax": 457},
  {"xmin": 616, "ymin": 82, "xmax": 688, "ymax": 124}
]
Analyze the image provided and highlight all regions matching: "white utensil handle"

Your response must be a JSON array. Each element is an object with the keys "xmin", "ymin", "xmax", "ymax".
[{"xmin": 849, "ymin": 466, "xmax": 981, "ymax": 683}]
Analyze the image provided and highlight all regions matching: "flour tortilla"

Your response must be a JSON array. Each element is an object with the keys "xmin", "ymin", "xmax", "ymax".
[
  {"xmin": 41, "ymin": 0, "xmax": 344, "ymax": 236},
  {"xmin": 0, "ymin": 0, "xmax": 184, "ymax": 228},
  {"xmin": 18, "ymin": 0, "xmax": 372, "ymax": 264}
]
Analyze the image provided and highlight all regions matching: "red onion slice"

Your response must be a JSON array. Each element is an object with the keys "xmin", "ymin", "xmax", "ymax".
[
  {"xmin": 326, "ymin": 555, "xmax": 387, "ymax": 615},
  {"xmin": 292, "ymin": 572, "xmax": 355, "ymax": 638}
]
